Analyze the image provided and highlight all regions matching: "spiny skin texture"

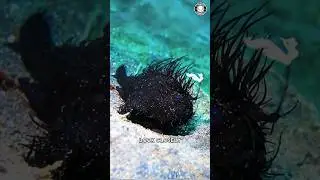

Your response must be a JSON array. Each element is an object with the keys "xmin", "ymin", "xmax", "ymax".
[
  {"xmin": 115, "ymin": 58, "xmax": 196, "ymax": 135},
  {"xmin": 5, "ymin": 12, "xmax": 109, "ymax": 180},
  {"xmin": 210, "ymin": 1, "xmax": 296, "ymax": 179}
]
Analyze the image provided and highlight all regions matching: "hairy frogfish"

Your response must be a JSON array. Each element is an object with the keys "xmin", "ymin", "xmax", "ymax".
[
  {"xmin": 3, "ymin": 11, "xmax": 110, "ymax": 180},
  {"xmin": 114, "ymin": 58, "xmax": 196, "ymax": 135},
  {"xmin": 210, "ymin": 0, "xmax": 297, "ymax": 179}
]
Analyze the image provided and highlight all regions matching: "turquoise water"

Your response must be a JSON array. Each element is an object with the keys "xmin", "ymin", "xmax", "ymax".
[
  {"xmin": 110, "ymin": 0, "xmax": 210, "ymax": 94},
  {"xmin": 223, "ymin": 0, "xmax": 320, "ymax": 115}
]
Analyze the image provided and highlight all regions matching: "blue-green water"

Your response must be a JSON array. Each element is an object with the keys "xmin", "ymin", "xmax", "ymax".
[
  {"xmin": 223, "ymin": 0, "xmax": 320, "ymax": 116},
  {"xmin": 110, "ymin": 0, "xmax": 210, "ymax": 94}
]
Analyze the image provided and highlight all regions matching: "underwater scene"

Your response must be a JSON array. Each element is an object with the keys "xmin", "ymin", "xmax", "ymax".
[
  {"xmin": 110, "ymin": 0, "xmax": 210, "ymax": 179},
  {"xmin": 0, "ymin": 0, "xmax": 108, "ymax": 179},
  {"xmin": 0, "ymin": 0, "xmax": 319, "ymax": 179},
  {"xmin": 211, "ymin": 0, "xmax": 320, "ymax": 179}
]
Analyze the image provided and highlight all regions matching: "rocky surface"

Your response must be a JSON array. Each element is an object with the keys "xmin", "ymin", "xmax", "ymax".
[
  {"xmin": 264, "ymin": 70, "xmax": 320, "ymax": 180},
  {"xmin": 0, "ymin": 50, "xmax": 54, "ymax": 180},
  {"xmin": 0, "ymin": 0, "xmax": 319, "ymax": 180},
  {"xmin": 108, "ymin": 66, "xmax": 320, "ymax": 180},
  {"xmin": 110, "ymin": 77, "xmax": 210, "ymax": 179},
  {"xmin": 1, "ymin": 67, "xmax": 319, "ymax": 180}
]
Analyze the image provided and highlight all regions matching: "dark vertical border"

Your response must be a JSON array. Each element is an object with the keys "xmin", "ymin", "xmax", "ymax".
[
  {"xmin": 209, "ymin": 1, "xmax": 214, "ymax": 179},
  {"xmin": 105, "ymin": 0, "xmax": 111, "ymax": 177}
]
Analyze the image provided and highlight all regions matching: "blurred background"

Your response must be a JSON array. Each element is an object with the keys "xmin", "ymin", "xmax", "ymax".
[
  {"xmin": 221, "ymin": 0, "xmax": 320, "ymax": 116},
  {"xmin": 0, "ymin": 0, "xmax": 319, "ymax": 179},
  {"xmin": 0, "ymin": 1, "xmax": 107, "ymax": 179},
  {"xmin": 216, "ymin": 0, "xmax": 320, "ymax": 179}
]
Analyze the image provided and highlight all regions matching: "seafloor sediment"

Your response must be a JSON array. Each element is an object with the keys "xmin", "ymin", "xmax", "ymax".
[
  {"xmin": 110, "ymin": 81, "xmax": 210, "ymax": 179},
  {"xmin": 0, "ymin": 0, "xmax": 319, "ymax": 180}
]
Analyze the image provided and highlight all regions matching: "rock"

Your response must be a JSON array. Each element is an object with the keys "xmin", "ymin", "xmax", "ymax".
[
  {"xmin": 264, "ymin": 70, "xmax": 320, "ymax": 179},
  {"xmin": 110, "ymin": 86, "xmax": 210, "ymax": 179}
]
